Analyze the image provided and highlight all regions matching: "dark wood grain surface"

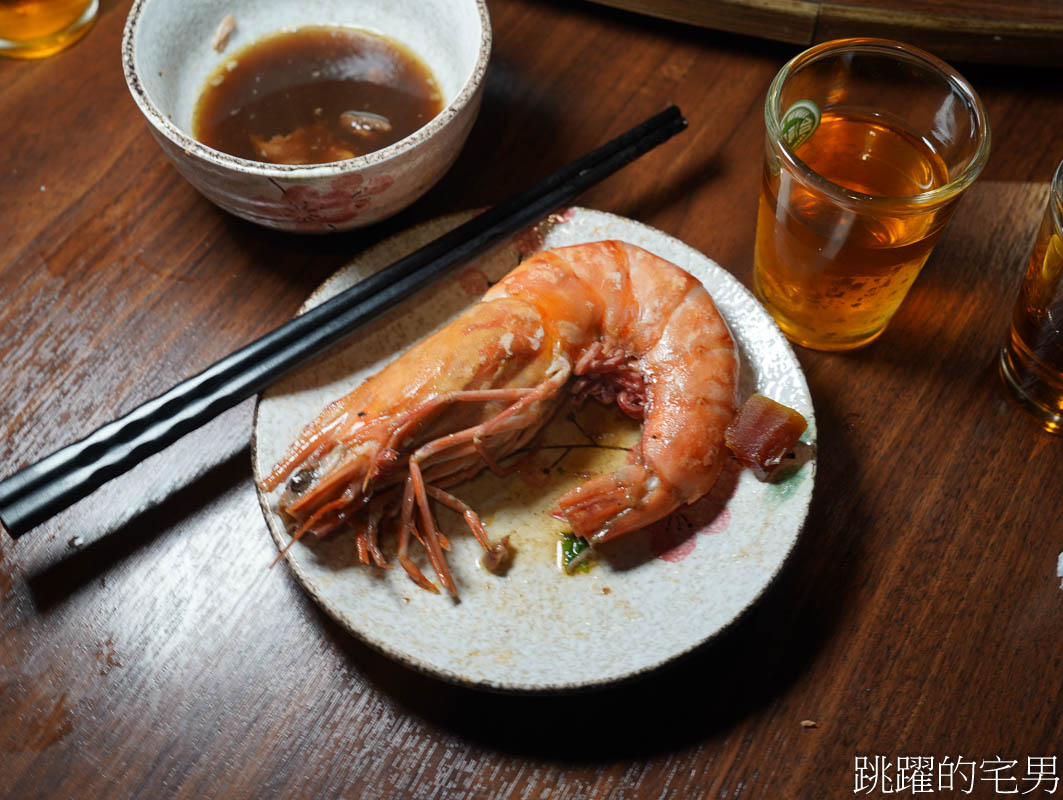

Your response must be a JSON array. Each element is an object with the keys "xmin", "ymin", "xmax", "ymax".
[{"xmin": 2, "ymin": 2, "xmax": 1061, "ymax": 798}]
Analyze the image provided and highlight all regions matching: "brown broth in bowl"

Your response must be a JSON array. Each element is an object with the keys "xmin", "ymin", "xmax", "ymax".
[{"xmin": 193, "ymin": 26, "xmax": 444, "ymax": 165}]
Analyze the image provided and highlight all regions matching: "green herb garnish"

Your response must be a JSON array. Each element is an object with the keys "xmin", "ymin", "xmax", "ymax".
[{"xmin": 560, "ymin": 532, "xmax": 592, "ymax": 573}]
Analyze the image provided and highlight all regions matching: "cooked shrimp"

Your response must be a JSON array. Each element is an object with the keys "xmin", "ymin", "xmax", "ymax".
[{"xmin": 260, "ymin": 241, "xmax": 738, "ymax": 596}]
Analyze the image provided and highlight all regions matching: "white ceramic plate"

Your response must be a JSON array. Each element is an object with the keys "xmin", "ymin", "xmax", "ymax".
[{"xmin": 252, "ymin": 208, "xmax": 816, "ymax": 692}]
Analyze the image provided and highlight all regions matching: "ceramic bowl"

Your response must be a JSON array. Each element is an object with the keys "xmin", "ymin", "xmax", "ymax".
[{"xmin": 122, "ymin": 0, "xmax": 490, "ymax": 232}]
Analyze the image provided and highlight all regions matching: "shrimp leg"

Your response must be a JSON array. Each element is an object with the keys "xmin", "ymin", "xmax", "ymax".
[
  {"xmin": 425, "ymin": 485, "xmax": 491, "ymax": 551},
  {"xmin": 427, "ymin": 485, "xmax": 513, "ymax": 574},
  {"xmin": 400, "ymin": 372, "xmax": 569, "ymax": 593},
  {"xmin": 398, "ymin": 477, "xmax": 439, "ymax": 593},
  {"xmin": 407, "ymin": 458, "xmax": 458, "ymax": 597},
  {"xmin": 364, "ymin": 388, "xmax": 538, "ymax": 488}
]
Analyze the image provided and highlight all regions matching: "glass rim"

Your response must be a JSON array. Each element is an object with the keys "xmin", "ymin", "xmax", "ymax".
[
  {"xmin": 1050, "ymin": 158, "xmax": 1063, "ymax": 233},
  {"xmin": 765, "ymin": 37, "xmax": 992, "ymax": 212}
]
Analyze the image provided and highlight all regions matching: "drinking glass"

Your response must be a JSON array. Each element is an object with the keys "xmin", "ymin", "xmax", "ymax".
[
  {"xmin": 999, "ymin": 159, "xmax": 1063, "ymax": 434},
  {"xmin": 0, "ymin": 0, "xmax": 97, "ymax": 59},
  {"xmin": 753, "ymin": 38, "xmax": 991, "ymax": 351}
]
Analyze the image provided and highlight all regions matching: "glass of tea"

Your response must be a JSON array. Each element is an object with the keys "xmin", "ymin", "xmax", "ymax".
[
  {"xmin": 999, "ymin": 159, "xmax": 1063, "ymax": 434},
  {"xmin": 0, "ymin": 0, "xmax": 97, "ymax": 59},
  {"xmin": 753, "ymin": 38, "xmax": 991, "ymax": 351}
]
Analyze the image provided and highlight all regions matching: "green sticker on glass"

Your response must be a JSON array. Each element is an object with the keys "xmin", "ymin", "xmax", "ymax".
[{"xmin": 780, "ymin": 100, "xmax": 820, "ymax": 149}]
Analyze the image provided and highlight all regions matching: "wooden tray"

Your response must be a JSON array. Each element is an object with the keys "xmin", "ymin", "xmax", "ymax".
[{"xmin": 587, "ymin": 0, "xmax": 1063, "ymax": 66}]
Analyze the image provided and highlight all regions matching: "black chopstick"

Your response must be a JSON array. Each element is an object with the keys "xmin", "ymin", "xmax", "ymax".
[{"xmin": 0, "ymin": 105, "xmax": 687, "ymax": 538}]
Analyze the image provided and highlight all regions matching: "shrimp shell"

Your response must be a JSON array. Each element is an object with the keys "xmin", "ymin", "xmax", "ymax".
[{"xmin": 261, "ymin": 241, "xmax": 738, "ymax": 596}]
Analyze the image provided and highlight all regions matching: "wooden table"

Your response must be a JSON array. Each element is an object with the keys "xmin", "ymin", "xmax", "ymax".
[{"xmin": 2, "ymin": 2, "xmax": 1061, "ymax": 797}]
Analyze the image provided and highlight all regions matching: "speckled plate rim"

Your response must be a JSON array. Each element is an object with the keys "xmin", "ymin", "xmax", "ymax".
[{"xmin": 252, "ymin": 208, "xmax": 816, "ymax": 693}]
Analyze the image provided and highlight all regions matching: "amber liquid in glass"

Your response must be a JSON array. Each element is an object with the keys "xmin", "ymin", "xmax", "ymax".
[
  {"xmin": 0, "ymin": 0, "xmax": 95, "ymax": 57},
  {"xmin": 754, "ymin": 111, "xmax": 951, "ymax": 350},
  {"xmin": 1000, "ymin": 215, "xmax": 1063, "ymax": 432}
]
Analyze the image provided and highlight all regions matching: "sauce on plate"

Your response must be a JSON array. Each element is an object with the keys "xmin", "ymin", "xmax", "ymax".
[{"xmin": 193, "ymin": 26, "xmax": 444, "ymax": 165}]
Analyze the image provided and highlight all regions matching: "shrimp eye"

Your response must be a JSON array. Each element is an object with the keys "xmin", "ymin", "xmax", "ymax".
[{"xmin": 287, "ymin": 467, "xmax": 316, "ymax": 495}]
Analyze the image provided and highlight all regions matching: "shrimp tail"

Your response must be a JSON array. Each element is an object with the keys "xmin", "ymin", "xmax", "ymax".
[{"xmin": 557, "ymin": 465, "xmax": 651, "ymax": 542}]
